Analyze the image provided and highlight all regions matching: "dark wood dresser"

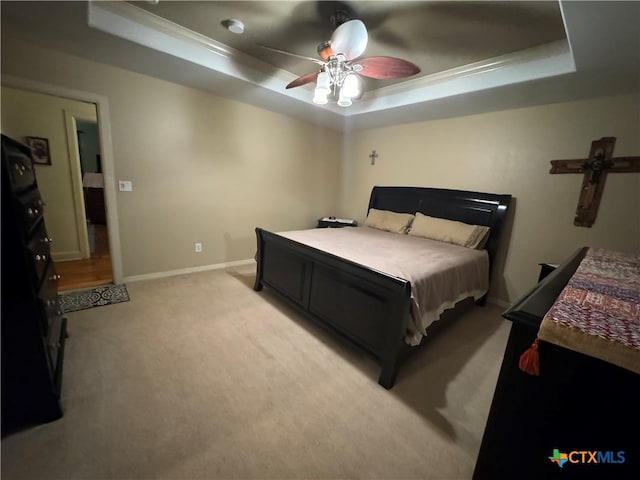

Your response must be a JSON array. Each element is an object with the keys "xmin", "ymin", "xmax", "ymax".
[
  {"xmin": 473, "ymin": 247, "xmax": 639, "ymax": 480},
  {"xmin": 1, "ymin": 133, "xmax": 67, "ymax": 435}
]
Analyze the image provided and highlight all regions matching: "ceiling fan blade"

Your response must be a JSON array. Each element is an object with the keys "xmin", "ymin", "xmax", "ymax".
[
  {"xmin": 353, "ymin": 57, "xmax": 420, "ymax": 80},
  {"xmin": 330, "ymin": 19, "xmax": 368, "ymax": 60},
  {"xmin": 286, "ymin": 71, "xmax": 319, "ymax": 89},
  {"xmin": 258, "ymin": 45, "xmax": 325, "ymax": 65}
]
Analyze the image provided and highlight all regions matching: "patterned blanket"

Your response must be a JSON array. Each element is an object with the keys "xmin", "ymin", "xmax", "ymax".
[{"xmin": 538, "ymin": 248, "xmax": 640, "ymax": 374}]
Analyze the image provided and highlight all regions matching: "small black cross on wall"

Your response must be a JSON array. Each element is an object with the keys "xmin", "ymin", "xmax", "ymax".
[{"xmin": 369, "ymin": 150, "xmax": 379, "ymax": 165}]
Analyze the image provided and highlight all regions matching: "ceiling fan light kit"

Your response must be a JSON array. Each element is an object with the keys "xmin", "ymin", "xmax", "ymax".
[
  {"xmin": 337, "ymin": 90, "xmax": 352, "ymax": 107},
  {"xmin": 313, "ymin": 71, "xmax": 331, "ymax": 104},
  {"xmin": 341, "ymin": 73, "xmax": 360, "ymax": 98},
  {"xmin": 313, "ymin": 55, "xmax": 362, "ymax": 106},
  {"xmin": 264, "ymin": 17, "xmax": 420, "ymax": 108}
]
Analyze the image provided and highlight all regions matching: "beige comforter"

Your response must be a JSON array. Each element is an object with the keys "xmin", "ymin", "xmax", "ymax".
[{"xmin": 278, "ymin": 226, "xmax": 489, "ymax": 345}]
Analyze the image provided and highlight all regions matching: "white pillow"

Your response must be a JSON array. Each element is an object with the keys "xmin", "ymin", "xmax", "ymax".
[
  {"xmin": 408, "ymin": 212, "xmax": 490, "ymax": 249},
  {"xmin": 365, "ymin": 208, "xmax": 415, "ymax": 234}
]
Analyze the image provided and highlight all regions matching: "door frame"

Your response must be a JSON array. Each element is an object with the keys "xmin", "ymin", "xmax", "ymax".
[
  {"xmin": 2, "ymin": 75, "xmax": 123, "ymax": 284},
  {"xmin": 63, "ymin": 109, "xmax": 92, "ymax": 260}
]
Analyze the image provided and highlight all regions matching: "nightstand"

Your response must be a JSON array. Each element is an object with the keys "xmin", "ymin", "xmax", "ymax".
[{"xmin": 317, "ymin": 217, "xmax": 358, "ymax": 228}]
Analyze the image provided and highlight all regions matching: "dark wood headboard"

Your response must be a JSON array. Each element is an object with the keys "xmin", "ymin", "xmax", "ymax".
[{"xmin": 367, "ymin": 186, "xmax": 512, "ymax": 272}]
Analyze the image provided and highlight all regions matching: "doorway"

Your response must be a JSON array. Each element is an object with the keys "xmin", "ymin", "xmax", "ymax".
[
  {"xmin": 56, "ymin": 116, "xmax": 113, "ymax": 292},
  {"xmin": 1, "ymin": 76, "xmax": 124, "ymax": 288}
]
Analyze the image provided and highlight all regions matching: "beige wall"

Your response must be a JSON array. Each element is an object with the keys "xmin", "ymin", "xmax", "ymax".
[
  {"xmin": 1, "ymin": 86, "xmax": 97, "ymax": 260},
  {"xmin": 340, "ymin": 94, "xmax": 640, "ymax": 303},
  {"xmin": 3, "ymin": 38, "xmax": 638, "ymax": 304},
  {"xmin": 2, "ymin": 39, "xmax": 343, "ymax": 278}
]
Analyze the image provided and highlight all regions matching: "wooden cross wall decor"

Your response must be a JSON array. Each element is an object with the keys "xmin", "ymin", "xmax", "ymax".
[{"xmin": 549, "ymin": 137, "xmax": 640, "ymax": 227}]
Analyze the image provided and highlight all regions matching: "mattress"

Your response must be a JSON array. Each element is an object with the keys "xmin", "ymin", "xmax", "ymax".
[{"xmin": 278, "ymin": 226, "xmax": 489, "ymax": 345}]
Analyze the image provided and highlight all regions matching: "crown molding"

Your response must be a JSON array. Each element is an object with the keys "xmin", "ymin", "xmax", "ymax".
[{"xmin": 351, "ymin": 39, "xmax": 575, "ymax": 115}]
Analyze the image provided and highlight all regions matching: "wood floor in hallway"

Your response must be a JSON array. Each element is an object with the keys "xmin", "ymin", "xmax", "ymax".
[{"xmin": 56, "ymin": 224, "xmax": 113, "ymax": 292}]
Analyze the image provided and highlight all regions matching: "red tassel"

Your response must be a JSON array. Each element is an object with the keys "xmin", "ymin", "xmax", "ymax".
[{"xmin": 519, "ymin": 338, "xmax": 540, "ymax": 376}]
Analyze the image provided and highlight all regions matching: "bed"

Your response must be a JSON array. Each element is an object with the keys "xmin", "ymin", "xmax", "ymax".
[{"xmin": 253, "ymin": 186, "xmax": 512, "ymax": 389}]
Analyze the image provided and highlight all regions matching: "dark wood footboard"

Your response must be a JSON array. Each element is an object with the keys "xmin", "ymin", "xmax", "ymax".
[{"xmin": 254, "ymin": 227, "xmax": 412, "ymax": 389}]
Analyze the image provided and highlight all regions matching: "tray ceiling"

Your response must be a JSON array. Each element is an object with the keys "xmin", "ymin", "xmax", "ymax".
[{"xmin": 1, "ymin": 1, "xmax": 639, "ymax": 130}]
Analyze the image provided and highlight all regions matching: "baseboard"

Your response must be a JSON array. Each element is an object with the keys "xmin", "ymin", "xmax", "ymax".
[
  {"xmin": 52, "ymin": 251, "xmax": 84, "ymax": 262},
  {"xmin": 486, "ymin": 295, "xmax": 510, "ymax": 309},
  {"xmin": 124, "ymin": 258, "xmax": 255, "ymax": 283}
]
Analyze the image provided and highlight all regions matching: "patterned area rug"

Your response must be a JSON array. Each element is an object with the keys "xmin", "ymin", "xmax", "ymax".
[{"xmin": 60, "ymin": 284, "xmax": 130, "ymax": 313}]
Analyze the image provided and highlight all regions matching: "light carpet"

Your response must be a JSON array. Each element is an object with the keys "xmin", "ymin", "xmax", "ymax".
[{"xmin": 1, "ymin": 264, "xmax": 510, "ymax": 479}]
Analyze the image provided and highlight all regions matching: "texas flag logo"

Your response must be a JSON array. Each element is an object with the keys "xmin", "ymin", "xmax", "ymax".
[{"xmin": 549, "ymin": 449, "xmax": 569, "ymax": 468}]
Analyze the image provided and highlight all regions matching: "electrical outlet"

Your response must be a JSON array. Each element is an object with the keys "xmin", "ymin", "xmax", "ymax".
[{"xmin": 195, "ymin": 242, "xmax": 202, "ymax": 253}]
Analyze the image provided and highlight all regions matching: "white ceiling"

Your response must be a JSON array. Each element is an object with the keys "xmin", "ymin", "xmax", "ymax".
[{"xmin": 1, "ymin": 1, "xmax": 639, "ymax": 131}]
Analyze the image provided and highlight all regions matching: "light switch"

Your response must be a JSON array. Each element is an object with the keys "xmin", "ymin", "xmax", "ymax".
[{"xmin": 118, "ymin": 180, "xmax": 133, "ymax": 192}]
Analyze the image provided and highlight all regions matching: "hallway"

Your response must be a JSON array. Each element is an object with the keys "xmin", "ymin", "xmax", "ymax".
[{"xmin": 56, "ymin": 224, "xmax": 112, "ymax": 292}]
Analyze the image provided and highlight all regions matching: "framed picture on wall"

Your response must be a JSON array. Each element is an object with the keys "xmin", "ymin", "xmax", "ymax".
[{"xmin": 25, "ymin": 136, "xmax": 52, "ymax": 165}]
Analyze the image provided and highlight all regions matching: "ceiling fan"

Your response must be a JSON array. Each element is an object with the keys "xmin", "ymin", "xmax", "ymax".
[{"xmin": 260, "ymin": 13, "xmax": 420, "ymax": 107}]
